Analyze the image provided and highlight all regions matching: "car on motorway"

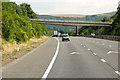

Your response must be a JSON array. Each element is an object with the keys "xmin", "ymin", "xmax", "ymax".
[{"xmin": 62, "ymin": 34, "xmax": 70, "ymax": 41}]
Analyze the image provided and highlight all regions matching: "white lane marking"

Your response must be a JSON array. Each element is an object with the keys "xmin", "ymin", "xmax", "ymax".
[
  {"xmin": 42, "ymin": 38, "xmax": 59, "ymax": 79},
  {"xmin": 101, "ymin": 59, "xmax": 106, "ymax": 62},
  {"xmin": 107, "ymin": 51, "xmax": 118, "ymax": 54},
  {"xmin": 84, "ymin": 46, "xmax": 86, "ymax": 47},
  {"xmin": 93, "ymin": 53, "xmax": 97, "ymax": 55},
  {"xmin": 102, "ymin": 43, "xmax": 105, "ymax": 45},
  {"xmin": 88, "ymin": 49, "xmax": 90, "ymax": 51},
  {"xmin": 109, "ymin": 45, "xmax": 112, "ymax": 47},
  {"xmin": 70, "ymin": 52, "xmax": 80, "ymax": 55},
  {"xmin": 81, "ymin": 44, "xmax": 82, "ymax": 45},
  {"xmin": 115, "ymin": 71, "xmax": 120, "ymax": 76}
]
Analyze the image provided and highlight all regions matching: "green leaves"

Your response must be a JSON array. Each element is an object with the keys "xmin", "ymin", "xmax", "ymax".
[
  {"xmin": 2, "ymin": 2, "xmax": 47, "ymax": 43},
  {"xmin": 79, "ymin": 5, "xmax": 120, "ymax": 36},
  {"xmin": 20, "ymin": 3, "xmax": 37, "ymax": 18}
]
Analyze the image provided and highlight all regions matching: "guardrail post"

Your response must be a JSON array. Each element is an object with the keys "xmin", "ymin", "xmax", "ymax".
[{"xmin": 17, "ymin": 43, "xmax": 20, "ymax": 52}]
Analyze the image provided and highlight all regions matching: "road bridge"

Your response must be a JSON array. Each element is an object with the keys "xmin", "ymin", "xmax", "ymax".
[{"xmin": 31, "ymin": 19, "xmax": 112, "ymax": 35}]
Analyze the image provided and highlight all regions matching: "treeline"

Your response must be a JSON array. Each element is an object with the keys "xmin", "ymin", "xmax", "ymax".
[
  {"xmin": 57, "ymin": 29, "xmax": 76, "ymax": 36},
  {"xmin": 79, "ymin": 6, "xmax": 120, "ymax": 36},
  {"xmin": 2, "ymin": 2, "xmax": 47, "ymax": 43}
]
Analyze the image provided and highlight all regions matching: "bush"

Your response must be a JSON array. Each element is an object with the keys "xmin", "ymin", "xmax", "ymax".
[{"xmin": 2, "ymin": 2, "xmax": 47, "ymax": 43}]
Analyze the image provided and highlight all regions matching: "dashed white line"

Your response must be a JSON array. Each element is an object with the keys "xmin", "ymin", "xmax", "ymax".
[
  {"xmin": 101, "ymin": 59, "xmax": 106, "ymax": 63},
  {"xmin": 107, "ymin": 51, "xmax": 118, "ymax": 54},
  {"xmin": 42, "ymin": 38, "xmax": 59, "ymax": 79},
  {"xmin": 84, "ymin": 46, "xmax": 86, "ymax": 47},
  {"xmin": 115, "ymin": 71, "xmax": 120, "ymax": 76},
  {"xmin": 81, "ymin": 44, "xmax": 82, "ymax": 45},
  {"xmin": 70, "ymin": 52, "xmax": 80, "ymax": 55},
  {"xmin": 93, "ymin": 53, "xmax": 97, "ymax": 55},
  {"xmin": 88, "ymin": 49, "xmax": 90, "ymax": 51},
  {"xmin": 102, "ymin": 43, "xmax": 105, "ymax": 45}
]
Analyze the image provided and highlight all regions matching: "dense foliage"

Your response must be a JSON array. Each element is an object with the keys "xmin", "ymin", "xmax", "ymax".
[
  {"xmin": 111, "ymin": 5, "xmax": 120, "ymax": 36},
  {"xmin": 79, "ymin": 6, "xmax": 120, "ymax": 36},
  {"xmin": 58, "ymin": 29, "xmax": 76, "ymax": 36},
  {"xmin": 2, "ymin": 2, "xmax": 47, "ymax": 43}
]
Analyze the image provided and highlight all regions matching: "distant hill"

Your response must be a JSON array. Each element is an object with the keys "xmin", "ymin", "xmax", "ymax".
[
  {"xmin": 96, "ymin": 11, "xmax": 116, "ymax": 17},
  {"xmin": 50, "ymin": 12, "xmax": 116, "ymax": 18},
  {"xmin": 51, "ymin": 14, "xmax": 85, "ymax": 18},
  {"xmin": 37, "ymin": 11, "xmax": 116, "ymax": 21}
]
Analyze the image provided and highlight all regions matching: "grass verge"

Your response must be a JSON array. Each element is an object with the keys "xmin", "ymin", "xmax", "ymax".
[{"xmin": 2, "ymin": 36, "xmax": 48, "ymax": 66}]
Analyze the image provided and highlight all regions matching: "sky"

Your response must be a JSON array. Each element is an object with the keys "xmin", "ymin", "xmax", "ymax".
[{"xmin": 10, "ymin": 0, "xmax": 120, "ymax": 15}]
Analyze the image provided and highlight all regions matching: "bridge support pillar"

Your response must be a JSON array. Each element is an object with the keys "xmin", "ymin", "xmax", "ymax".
[{"xmin": 76, "ymin": 26, "xmax": 79, "ymax": 36}]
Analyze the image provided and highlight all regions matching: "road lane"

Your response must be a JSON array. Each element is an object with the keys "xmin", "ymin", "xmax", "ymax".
[
  {"xmin": 48, "ymin": 37, "xmax": 118, "ymax": 78},
  {"xmin": 71, "ymin": 37, "xmax": 118, "ymax": 71},
  {"xmin": 2, "ymin": 36, "xmax": 119, "ymax": 78},
  {"xmin": 3, "ymin": 37, "xmax": 58, "ymax": 78}
]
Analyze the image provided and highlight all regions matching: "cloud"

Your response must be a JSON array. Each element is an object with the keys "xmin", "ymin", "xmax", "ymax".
[
  {"xmin": 11, "ymin": 0, "xmax": 119, "ymax": 15},
  {"xmin": 45, "ymin": 0, "xmax": 119, "ymax": 15}
]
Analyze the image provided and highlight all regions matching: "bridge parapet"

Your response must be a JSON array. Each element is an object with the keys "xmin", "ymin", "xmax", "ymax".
[{"xmin": 30, "ymin": 19, "xmax": 112, "ymax": 27}]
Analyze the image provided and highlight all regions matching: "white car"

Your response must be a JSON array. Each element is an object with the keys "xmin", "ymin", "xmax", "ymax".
[{"xmin": 62, "ymin": 34, "xmax": 70, "ymax": 41}]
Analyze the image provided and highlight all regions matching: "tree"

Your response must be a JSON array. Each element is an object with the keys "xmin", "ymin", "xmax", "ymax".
[{"xmin": 2, "ymin": 2, "xmax": 47, "ymax": 43}]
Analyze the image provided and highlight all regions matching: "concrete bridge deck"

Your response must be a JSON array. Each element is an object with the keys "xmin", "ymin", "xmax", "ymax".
[{"xmin": 30, "ymin": 19, "xmax": 112, "ymax": 27}]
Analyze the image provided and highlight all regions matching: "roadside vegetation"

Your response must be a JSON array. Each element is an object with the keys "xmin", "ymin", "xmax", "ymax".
[
  {"xmin": 2, "ymin": 36, "xmax": 48, "ymax": 65},
  {"xmin": 57, "ymin": 29, "xmax": 76, "ymax": 36},
  {"xmin": 2, "ymin": 2, "xmax": 47, "ymax": 43},
  {"xmin": 79, "ymin": 6, "xmax": 120, "ymax": 36},
  {"xmin": 1, "ymin": 2, "xmax": 50, "ymax": 63}
]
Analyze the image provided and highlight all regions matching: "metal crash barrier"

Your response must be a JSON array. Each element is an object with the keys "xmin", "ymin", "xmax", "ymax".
[{"xmin": 83, "ymin": 35, "xmax": 120, "ymax": 41}]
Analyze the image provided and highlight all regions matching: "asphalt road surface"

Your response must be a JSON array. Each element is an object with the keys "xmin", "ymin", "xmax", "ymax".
[{"xmin": 3, "ymin": 37, "xmax": 119, "ymax": 78}]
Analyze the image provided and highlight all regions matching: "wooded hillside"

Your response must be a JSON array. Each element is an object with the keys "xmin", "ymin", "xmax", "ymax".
[
  {"xmin": 2, "ymin": 2, "xmax": 47, "ymax": 43},
  {"xmin": 79, "ymin": 6, "xmax": 120, "ymax": 36}
]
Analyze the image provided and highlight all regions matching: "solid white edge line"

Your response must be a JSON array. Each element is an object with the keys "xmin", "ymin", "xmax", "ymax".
[
  {"xmin": 101, "ymin": 59, "xmax": 106, "ymax": 63},
  {"xmin": 41, "ymin": 37, "xmax": 59, "ymax": 79}
]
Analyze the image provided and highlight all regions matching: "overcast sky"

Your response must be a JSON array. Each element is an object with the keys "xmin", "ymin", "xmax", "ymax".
[{"xmin": 10, "ymin": 0, "xmax": 119, "ymax": 15}]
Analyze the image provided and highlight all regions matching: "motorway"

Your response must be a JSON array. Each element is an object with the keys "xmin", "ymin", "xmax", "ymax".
[{"xmin": 2, "ymin": 37, "xmax": 119, "ymax": 79}]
